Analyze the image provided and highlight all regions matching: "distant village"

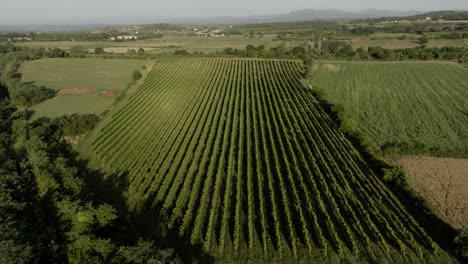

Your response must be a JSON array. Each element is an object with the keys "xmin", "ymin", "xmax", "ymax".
[{"xmin": 193, "ymin": 29, "xmax": 225, "ymax": 37}]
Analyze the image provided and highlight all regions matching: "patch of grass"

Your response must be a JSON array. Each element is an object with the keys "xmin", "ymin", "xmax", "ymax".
[
  {"xmin": 20, "ymin": 58, "xmax": 147, "ymax": 119},
  {"xmin": 30, "ymin": 94, "xmax": 114, "ymax": 119},
  {"xmin": 351, "ymin": 37, "xmax": 420, "ymax": 49},
  {"xmin": 20, "ymin": 58, "xmax": 146, "ymax": 91},
  {"xmin": 312, "ymin": 61, "xmax": 468, "ymax": 154}
]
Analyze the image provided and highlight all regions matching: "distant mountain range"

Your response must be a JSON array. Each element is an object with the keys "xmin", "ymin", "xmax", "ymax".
[
  {"xmin": 169, "ymin": 9, "xmax": 423, "ymax": 24},
  {"xmin": 2, "ymin": 9, "xmax": 467, "ymax": 32}
]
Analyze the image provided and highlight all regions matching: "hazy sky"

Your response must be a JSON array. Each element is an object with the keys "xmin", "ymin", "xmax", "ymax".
[{"xmin": 2, "ymin": 0, "xmax": 468, "ymax": 24}]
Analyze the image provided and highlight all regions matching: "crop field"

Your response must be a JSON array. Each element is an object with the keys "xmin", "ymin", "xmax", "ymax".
[
  {"xmin": 18, "ymin": 35, "xmax": 292, "ymax": 54},
  {"xmin": 312, "ymin": 62, "xmax": 468, "ymax": 153},
  {"xmin": 20, "ymin": 58, "xmax": 147, "ymax": 118},
  {"xmin": 351, "ymin": 37, "xmax": 468, "ymax": 49},
  {"xmin": 89, "ymin": 58, "xmax": 452, "ymax": 261},
  {"xmin": 394, "ymin": 156, "xmax": 468, "ymax": 230}
]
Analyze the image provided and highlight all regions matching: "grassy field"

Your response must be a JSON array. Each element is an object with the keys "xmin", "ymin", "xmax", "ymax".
[
  {"xmin": 311, "ymin": 61, "xmax": 468, "ymax": 153},
  {"xmin": 351, "ymin": 37, "xmax": 468, "ymax": 49},
  {"xmin": 18, "ymin": 35, "xmax": 295, "ymax": 54},
  {"xmin": 20, "ymin": 58, "xmax": 147, "ymax": 118},
  {"xmin": 18, "ymin": 35, "xmax": 468, "ymax": 55},
  {"xmin": 87, "ymin": 57, "xmax": 452, "ymax": 262},
  {"xmin": 351, "ymin": 37, "xmax": 419, "ymax": 49}
]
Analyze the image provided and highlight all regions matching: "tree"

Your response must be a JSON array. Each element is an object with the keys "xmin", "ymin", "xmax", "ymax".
[
  {"xmin": 48, "ymin": 47, "xmax": 66, "ymax": 58},
  {"xmin": 419, "ymin": 36, "xmax": 429, "ymax": 46},
  {"xmin": 126, "ymin": 49, "xmax": 137, "ymax": 55},
  {"xmin": 95, "ymin": 47, "xmax": 105, "ymax": 54},
  {"xmin": 137, "ymin": 48, "xmax": 145, "ymax": 55},
  {"xmin": 173, "ymin": 50, "xmax": 189, "ymax": 55},
  {"xmin": 115, "ymin": 240, "xmax": 175, "ymax": 264},
  {"xmin": 224, "ymin": 47, "xmax": 234, "ymax": 55},
  {"xmin": 132, "ymin": 70, "xmax": 142, "ymax": 81}
]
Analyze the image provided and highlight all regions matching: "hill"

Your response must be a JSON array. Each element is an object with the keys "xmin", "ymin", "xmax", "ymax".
[
  {"xmin": 366, "ymin": 10, "xmax": 468, "ymax": 22},
  {"xmin": 156, "ymin": 9, "xmax": 423, "ymax": 25}
]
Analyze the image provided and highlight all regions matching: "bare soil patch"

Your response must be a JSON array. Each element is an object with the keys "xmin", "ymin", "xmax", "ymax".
[
  {"xmin": 101, "ymin": 89, "xmax": 121, "ymax": 97},
  {"xmin": 58, "ymin": 88, "xmax": 97, "ymax": 95},
  {"xmin": 393, "ymin": 156, "xmax": 468, "ymax": 229}
]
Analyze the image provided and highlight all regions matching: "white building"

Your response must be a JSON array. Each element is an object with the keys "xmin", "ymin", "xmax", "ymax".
[{"xmin": 111, "ymin": 35, "xmax": 138, "ymax": 41}]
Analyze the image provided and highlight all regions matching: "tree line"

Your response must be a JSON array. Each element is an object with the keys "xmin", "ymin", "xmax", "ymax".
[{"xmin": 0, "ymin": 71, "xmax": 179, "ymax": 264}]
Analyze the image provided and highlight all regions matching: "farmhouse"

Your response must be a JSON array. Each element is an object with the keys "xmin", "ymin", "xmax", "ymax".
[
  {"xmin": 195, "ymin": 30, "xmax": 225, "ymax": 37},
  {"xmin": 110, "ymin": 35, "xmax": 138, "ymax": 41}
]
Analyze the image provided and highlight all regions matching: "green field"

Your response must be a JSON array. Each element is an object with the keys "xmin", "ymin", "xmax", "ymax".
[
  {"xmin": 20, "ymin": 58, "xmax": 147, "ymax": 118},
  {"xmin": 312, "ymin": 61, "xmax": 468, "ymax": 152},
  {"xmin": 18, "ymin": 35, "xmax": 294, "ymax": 54},
  {"xmin": 89, "ymin": 58, "xmax": 451, "ymax": 262}
]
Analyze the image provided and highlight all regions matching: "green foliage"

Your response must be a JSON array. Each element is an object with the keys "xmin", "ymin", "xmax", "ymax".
[
  {"xmin": 54, "ymin": 114, "xmax": 100, "ymax": 136},
  {"xmin": 92, "ymin": 58, "xmax": 442, "ymax": 260},
  {"xmin": 126, "ymin": 49, "xmax": 137, "ymax": 55},
  {"xmin": 11, "ymin": 83, "xmax": 56, "ymax": 107},
  {"xmin": 312, "ymin": 62, "xmax": 468, "ymax": 155},
  {"xmin": 419, "ymin": 36, "xmax": 429, "ymax": 46},
  {"xmin": 383, "ymin": 167, "xmax": 410, "ymax": 190},
  {"xmin": 454, "ymin": 231, "xmax": 468, "ymax": 260},
  {"xmin": 132, "ymin": 70, "xmax": 142, "ymax": 81},
  {"xmin": 94, "ymin": 47, "xmax": 105, "ymax": 54},
  {"xmin": 115, "ymin": 240, "xmax": 175, "ymax": 264},
  {"xmin": 173, "ymin": 49, "xmax": 189, "ymax": 55},
  {"xmin": 2, "ymin": 59, "xmax": 56, "ymax": 107}
]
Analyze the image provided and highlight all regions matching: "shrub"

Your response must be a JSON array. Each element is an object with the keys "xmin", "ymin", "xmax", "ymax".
[
  {"xmin": 54, "ymin": 114, "xmax": 100, "ymax": 136},
  {"xmin": 382, "ymin": 166, "xmax": 410, "ymax": 190},
  {"xmin": 132, "ymin": 70, "xmax": 142, "ymax": 81},
  {"xmin": 454, "ymin": 231, "xmax": 468, "ymax": 260},
  {"xmin": 173, "ymin": 50, "xmax": 189, "ymax": 56}
]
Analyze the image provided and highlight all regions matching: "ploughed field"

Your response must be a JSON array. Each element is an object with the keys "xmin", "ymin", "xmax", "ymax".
[
  {"xmin": 395, "ymin": 156, "xmax": 468, "ymax": 230},
  {"xmin": 92, "ymin": 58, "xmax": 450, "ymax": 261},
  {"xmin": 311, "ymin": 62, "xmax": 468, "ymax": 153}
]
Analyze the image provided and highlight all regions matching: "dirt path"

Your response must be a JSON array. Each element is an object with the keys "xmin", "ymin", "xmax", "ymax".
[
  {"xmin": 393, "ymin": 156, "xmax": 468, "ymax": 230},
  {"xmin": 137, "ymin": 59, "xmax": 155, "ymax": 86}
]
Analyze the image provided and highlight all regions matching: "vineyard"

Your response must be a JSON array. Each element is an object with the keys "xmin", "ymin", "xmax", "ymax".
[{"xmin": 91, "ymin": 58, "xmax": 448, "ymax": 261}]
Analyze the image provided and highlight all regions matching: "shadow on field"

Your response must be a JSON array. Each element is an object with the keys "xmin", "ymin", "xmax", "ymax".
[
  {"xmin": 77, "ymin": 158, "xmax": 215, "ymax": 263},
  {"xmin": 307, "ymin": 85, "xmax": 462, "ymax": 261}
]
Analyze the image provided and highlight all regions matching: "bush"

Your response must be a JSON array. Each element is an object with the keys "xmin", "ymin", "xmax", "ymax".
[
  {"xmin": 94, "ymin": 47, "xmax": 105, "ymax": 54},
  {"xmin": 132, "ymin": 70, "xmax": 142, "ymax": 81},
  {"xmin": 11, "ymin": 84, "xmax": 56, "ymax": 107},
  {"xmin": 382, "ymin": 166, "xmax": 411, "ymax": 190},
  {"xmin": 126, "ymin": 49, "xmax": 137, "ymax": 55},
  {"xmin": 54, "ymin": 114, "xmax": 100, "ymax": 136},
  {"xmin": 454, "ymin": 231, "xmax": 468, "ymax": 260},
  {"xmin": 173, "ymin": 50, "xmax": 189, "ymax": 56}
]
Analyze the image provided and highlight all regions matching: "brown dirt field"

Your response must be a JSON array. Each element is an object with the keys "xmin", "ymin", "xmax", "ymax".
[
  {"xmin": 101, "ymin": 89, "xmax": 121, "ymax": 97},
  {"xmin": 58, "ymin": 88, "xmax": 97, "ymax": 95},
  {"xmin": 394, "ymin": 156, "xmax": 468, "ymax": 229}
]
